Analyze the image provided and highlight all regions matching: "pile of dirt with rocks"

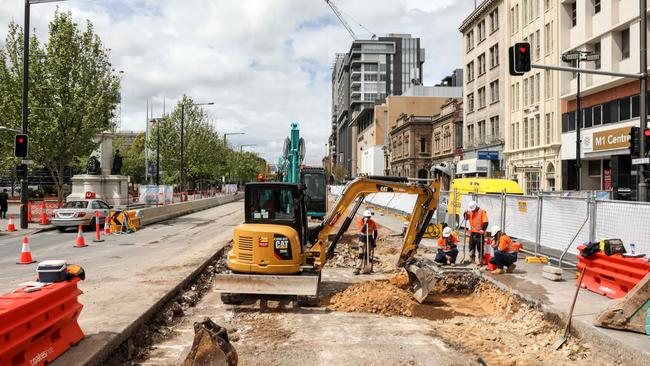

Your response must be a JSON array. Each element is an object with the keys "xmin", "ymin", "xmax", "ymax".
[{"xmin": 328, "ymin": 273, "xmax": 417, "ymax": 316}]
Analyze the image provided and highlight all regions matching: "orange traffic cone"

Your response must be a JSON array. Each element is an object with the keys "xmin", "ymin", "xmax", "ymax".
[
  {"xmin": 7, "ymin": 213, "xmax": 16, "ymax": 232},
  {"xmin": 40, "ymin": 211, "xmax": 48, "ymax": 225},
  {"xmin": 104, "ymin": 217, "xmax": 111, "ymax": 235},
  {"xmin": 17, "ymin": 236, "xmax": 36, "ymax": 264},
  {"xmin": 74, "ymin": 225, "xmax": 88, "ymax": 248}
]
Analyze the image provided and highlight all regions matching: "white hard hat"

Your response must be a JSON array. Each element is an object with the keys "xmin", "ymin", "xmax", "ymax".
[
  {"xmin": 468, "ymin": 201, "xmax": 478, "ymax": 211},
  {"xmin": 362, "ymin": 210, "xmax": 372, "ymax": 217},
  {"xmin": 490, "ymin": 226, "xmax": 501, "ymax": 237},
  {"xmin": 442, "ymin": 227, "xmax": 453, "ymax": 238}
]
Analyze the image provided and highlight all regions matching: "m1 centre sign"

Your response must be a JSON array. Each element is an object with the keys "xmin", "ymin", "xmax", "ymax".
[{"xmin": 583, "ymin": 126, "xmax": 631, "ymax": 153}]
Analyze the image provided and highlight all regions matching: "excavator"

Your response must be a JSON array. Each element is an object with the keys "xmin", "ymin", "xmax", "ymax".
[{"xmin": 214, "ymin": 176, "xmax": 440, "ymax": 305}]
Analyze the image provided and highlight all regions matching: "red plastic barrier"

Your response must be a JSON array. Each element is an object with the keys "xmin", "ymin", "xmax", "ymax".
[
  {"xmin": 0, "ymin": 278, "xmax": 84, "ymax": 366},
  {"xmin": 576, "ymin": 244, "xmax": 650, "ymax": 299},
  {"xmin": 29, "ymin": 201, "xmax": 63, "ymax": 223}
]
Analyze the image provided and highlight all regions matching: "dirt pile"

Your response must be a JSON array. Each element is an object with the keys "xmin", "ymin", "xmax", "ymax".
[{"xmin": 328, "ymin": 275, "xmax": 417, "ymax": 316}]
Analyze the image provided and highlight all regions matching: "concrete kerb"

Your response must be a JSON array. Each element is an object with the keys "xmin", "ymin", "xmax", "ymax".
[{"xmin": 479, "ymin": 273, "xmax": 650, "ymax": 365}]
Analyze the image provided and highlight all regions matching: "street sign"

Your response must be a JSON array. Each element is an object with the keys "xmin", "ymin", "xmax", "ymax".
[
  {"xmin": 21, "ymin": 159, "xmax": 34, "ymax": 165},
  {"xmin": 632, "ymin": 157, "xmax": 650, "ymax": 165},
  {"xmin": 477, "ymin": 151, "xmax": 499, "ymax": 160}
]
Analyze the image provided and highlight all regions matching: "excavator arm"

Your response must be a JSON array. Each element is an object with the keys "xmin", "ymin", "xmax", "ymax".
[{"xmin": 305, "ymin": 176, "xmax": 440, "ymax": 277}]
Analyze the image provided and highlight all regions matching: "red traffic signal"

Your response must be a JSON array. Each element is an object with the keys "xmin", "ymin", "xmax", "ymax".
[
  {"xmin": 14, "ymin": 134, "xmax": 28, "ymax": 158},
  {"xmin": 509, "ymin": 42, "xmax": 532, "ymax": 76},
  {"xmin": 644, "ymin": 129, "xmax": 650, "ymax": 137},
  {"xmin": 257, "ymin": 173, "xmax": 264, "ymax": 182}
]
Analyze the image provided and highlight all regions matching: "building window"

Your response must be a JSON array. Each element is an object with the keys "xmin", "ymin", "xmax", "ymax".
[
  {"xmin": 466, "ymin": 61, "xmax": 475, "ymax": 81},
  {"xmin": 466, "ymin": 31, "xmax": 474, "ymax": 52},
  {"xmin": 364, "ymin": 64, "xmax": 378, "ymax": 72},
  {"xmin": 535, "ymin": 30, "xmax": 541, "ymax": 59},
  {"xmin": 593, "ymin": 41, "xmax": 601, "ymax": 69},
  {"xmin": 619, "ymin": 97, "xmax": 631, "ymax": 121},
  {"xmin": 516, "ymin": 83, "xmax": 520, "ymax": 109},
  {"xmin": 523, "ymin": 118, "xmax": 529, "ymax": 148},
  {"xmin": 467, "ymin": 93, "xmax": 475, "ymax": 112},
  {"xmin": 545, "ymin": 0, "xmax": 551, "ymax": 11},
  {"xmin": 593, "ymin": 105, "xmax": 602, "ymax": 125},
  {"xmin": 511, "ymin": 85, "xmax": 516, "ymax": 111},
  {"xmin": 420, "ymin": 136, "xmax": 427, "ymax": 153},
  {"xmin": 489, "ymin": 9, "xmax": 499, "ymax": 33},
  {"xmin": 535, "ymin": 114, "xmax": 540, "ymax": 146},
  {"xmin": 545, "ymin": 23, "xmax": 552, "ymax": 55},
  {"xmin": 545, "ymin": 113, "xmax": 552, "ymax": 144},
  {"xmin": 571, "ymin": 2, "xmax": 577, "ymax": 27},
  {"xmin": 510, "ymin": 7, "xmax": 515, "ymax": 33},
  {"xmin": 489, "ymin": 44, "xmax": 499, "ymax": 68},
  {"xmin": 515, "ymin": 122, "xmax": 520, "ymax": 149},
  {"xmin": 455, "ymin": 122, "xmax": 463, "ymax": 149},
  {"xmin": 535, "ymin": 73, "xmax": 540, "ymax": 104},
  {"xmin": 593, "ymin": 0, "xmax": 601, "ymax": 14},
  {"xmin": 467, "ymin": 124, "xmax": 475, "ymax": 146},
  {"xmin": 525, "ymin": 172, "xmax": 540, "ymax": 194},
  {"xmin": 588, "ymin": 160, "xmax": 601, "ymax": 177},
  {"xmin": 478, "ymin": 87, "xmax": 486, "ymax": 108},
  {"xmin": 621, "ymin": 28, "xmax": 630, "ymax": 60},
  {"xmin": 478, "ymin": 53, "xmax": 486, "ymax": 75},
  {"xmin": 477, "ymin": 20, "xmax": 486, "ymax": 42},
  {"xmin": 490, "ymin": 80, "xmax": 499, "ymax": 103},
  {"xmin": 478, "ymin": 120, "xmax": 486, "ymax": 144},
  {"xmin": 511, "ymin": 123, "xmax": 517, "ymax": 149},
  {"xmin": 544, "ymin": 69, "xmax": 552, "ymax": 99},
  {"xmin": 490, "ymin": 116, "xmax": 500, "ymax": 141},
  {"xmin": 523, "ymin": 0, "xmax": 529, "ymax": 24},
  {"xmin": 364, "ymin": 74, "xmax": 378, "ymax": 81},
  {"xmin": 515, "ymin": 4, "xmax": 519, "ymax": 30},
  {"xmin": 523, "ymin": 78, "xmax": 529, "ymax": 106}
]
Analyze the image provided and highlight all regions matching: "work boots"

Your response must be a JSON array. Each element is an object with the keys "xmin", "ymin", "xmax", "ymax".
[{"xmin": 506, "ymin": 264, "xmax": 517, "ymax": 273}]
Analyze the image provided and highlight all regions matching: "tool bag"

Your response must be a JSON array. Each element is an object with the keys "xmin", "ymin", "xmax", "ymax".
[{"xmin": 581, "ymin": 241, "xmax": 601, "ymax": 259}]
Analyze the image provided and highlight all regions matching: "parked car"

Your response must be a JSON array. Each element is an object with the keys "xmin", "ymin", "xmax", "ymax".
[{"xmin": 51, "ymin": 199, "xmax": 112, "ymax": 232}]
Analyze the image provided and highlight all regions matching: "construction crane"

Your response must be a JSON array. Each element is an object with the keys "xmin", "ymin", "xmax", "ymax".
[{"xmin": 325, "ymin": 0, "xmax": 376, "ymax": 40}]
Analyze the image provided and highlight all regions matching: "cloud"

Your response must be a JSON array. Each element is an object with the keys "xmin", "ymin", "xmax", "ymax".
[{"xmin": 0, "ymin": 0, "xmax": 475, "ymax": 164}]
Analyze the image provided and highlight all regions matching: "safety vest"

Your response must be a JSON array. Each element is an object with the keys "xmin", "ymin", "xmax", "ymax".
[
  {"xmin": 437, "ymin": 235, "xmax": 458, "ymax": 251},
  {"xmin": 357, "ymin": 218, "xmax": 377, "ymax": 235},
  {"xmin": 468, "ymin": 208, "xmax": 488, "ymax": 234},
  {"xmin": 497, "ymin": 234, "xmax": 515, "ymax": 253}
]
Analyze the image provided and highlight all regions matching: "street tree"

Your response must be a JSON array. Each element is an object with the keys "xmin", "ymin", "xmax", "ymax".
[
  {"xmin": 0, "ymin": 11, "xmax": 121, "ymax": 200},
  {"xmin": 114, "ymin": 133, "xmax": 146, "ymax": 187}
]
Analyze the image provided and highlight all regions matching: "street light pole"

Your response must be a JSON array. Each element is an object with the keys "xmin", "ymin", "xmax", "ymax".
[
  {"xmin": 20, "ymin": 0, "xmax": 30, "ymax": 229},
  {"xmin": 180, "ymin": 104, "xmax": 184, "ymax": 192},
  {"xmin": 156, "ymin": 119, "xmax": 161, "ymax": 186},
  {"xmin": 240, "ymin": 144, "xmax": 256, "ymax": 152},
  {"xmin": 639, "ymin": 0, "xmax": 648, "ymax": 202},
  {"xmin": 223, "ymin": 132, "xmax": 245, "ymax": 148}
]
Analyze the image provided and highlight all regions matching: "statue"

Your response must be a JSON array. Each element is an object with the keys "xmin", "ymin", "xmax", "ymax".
[
  {"xmin": 86, "ymin": 156, "xmax": 101, "ymax": 175},
  {"xmin": 112, "ymin": 149, "xmax": 123, "ymax": 175}
]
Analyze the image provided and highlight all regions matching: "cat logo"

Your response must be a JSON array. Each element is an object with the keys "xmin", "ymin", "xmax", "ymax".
[{"xmin": 376, "ymin": 184, "xmax": 394, "ymax": 192}]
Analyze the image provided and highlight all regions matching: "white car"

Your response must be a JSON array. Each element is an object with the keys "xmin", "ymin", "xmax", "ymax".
[{"xmin": 51, "ymin": 199, "xmax": 112, "ymax": 232}]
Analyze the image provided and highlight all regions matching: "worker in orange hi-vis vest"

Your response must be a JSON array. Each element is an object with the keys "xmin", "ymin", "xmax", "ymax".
[
  {"xmin": 354, "ymin": 210, "xmax": 377, "ymax": 275},
  {"xmin": 488, "ymin": 226, "xmax": 522, "ymax": 274},
  {"xmin": 464, "ymin": 201, "xmax": 489, "ymax": 264}
]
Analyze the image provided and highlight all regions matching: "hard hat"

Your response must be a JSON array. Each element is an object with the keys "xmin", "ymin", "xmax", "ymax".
[
  {"xmin": 468, "ymin": 201, "xmax": 478, "ymax": 211},
  {"xmin": 362, "ymin": 210, "xmax": 372, "ymax": 217},
  {"xmin": 442, "ymin": 227, "xmax": 453, "ymax": 238},
  {"xmin": 490, "ymin": 226, "xmax": 501, "ymax": 237}
]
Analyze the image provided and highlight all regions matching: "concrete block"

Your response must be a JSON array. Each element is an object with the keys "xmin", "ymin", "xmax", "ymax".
[{"xmin": 542, "ymin": 265, "xmax": 563, "ymax": 281}]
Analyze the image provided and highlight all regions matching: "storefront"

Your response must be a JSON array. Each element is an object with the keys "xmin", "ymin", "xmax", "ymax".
[{"xmin": 562, "ymin": 124, "xmax": 635, "ymax": 199}]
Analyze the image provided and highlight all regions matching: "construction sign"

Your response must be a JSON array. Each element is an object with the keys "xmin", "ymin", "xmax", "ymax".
[{"xmin": 109, "ymin": 210, "xmax": 140, "ymax": 233}]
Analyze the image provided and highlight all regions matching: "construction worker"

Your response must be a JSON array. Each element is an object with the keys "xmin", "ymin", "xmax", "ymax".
[
  {"xmin": 354, "ymin": 210, "xmax": 377, "ymax": 275},
  {"xmin": 464, "ymin": 201, "xmax": 489, "ymax": 264},
  {"xmin": 488, "ymin": 226, "xmax": 518, "ymax": 274},
  {"xmin": 435, "ymin": 226, "xmax": 459, "ymax": 266}
]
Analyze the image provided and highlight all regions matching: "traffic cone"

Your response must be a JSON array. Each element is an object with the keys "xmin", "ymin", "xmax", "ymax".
[
  {"xmin": 74, "ymin": 225, "xmax": 88, "ymax": 248},
  {"xmin": 7, "ymin": 214, "xmax": 16, "ymax": 232},
  {"xmin": 17, "ymin": 236, "xmax": 36, "ymax": 264},
  {"xmin": 104, "ymin": 217, "xmax": 111, "ymax": 235},
  {"xmin": 93, "ymin": 211, "xmax": 104, "ymax": 242},
  {"xmin": 40, "ymin": 211, "xmax": 48, "ymax": 225}
]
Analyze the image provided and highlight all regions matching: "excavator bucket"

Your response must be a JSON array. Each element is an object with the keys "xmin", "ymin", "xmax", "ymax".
[
  {"xmin": 213, "ymin": 273, "xmax": 320, "ymax": 296},
  {"xmin": 405, "ymin": 263, "xmax": 436, "ymax": 303},
  {"xmin": 594, "ymin": 273, "xmax": 650, "ymax": 334}
]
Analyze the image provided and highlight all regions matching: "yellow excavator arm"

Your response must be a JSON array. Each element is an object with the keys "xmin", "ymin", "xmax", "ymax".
[{"xmin": 305, "ymin": 176, "xmax": 440, "ymax": 271}]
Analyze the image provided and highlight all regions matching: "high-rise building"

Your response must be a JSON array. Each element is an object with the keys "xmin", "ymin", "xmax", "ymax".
[
  {"xmin": 330, "ymin": 34, "xmax": 425, "ymax": 178},
  {"xmin": 459, "ymin": 0, "xmax": 507, "ymax": 178},
  {"xmin": 504, "ymin": 0, "xmax": 561, "ymax": 194},
  {"xmin": 559, "ymin": 1, "xmax": 647, "ymax": 200}
]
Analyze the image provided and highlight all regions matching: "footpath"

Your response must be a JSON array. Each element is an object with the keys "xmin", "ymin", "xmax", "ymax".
[{"xmin": 364, "ymin": 203, "xmax": 650, "ymax": 364}]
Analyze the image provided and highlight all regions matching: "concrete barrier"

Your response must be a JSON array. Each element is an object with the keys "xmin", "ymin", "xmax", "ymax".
[{"xmin": 136, "ymin": 193, "xmax": 243, "ymax": 226}]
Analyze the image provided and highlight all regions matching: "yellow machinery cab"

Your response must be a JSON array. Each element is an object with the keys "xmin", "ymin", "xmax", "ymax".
[{"xmin": 227, "ymin": 182, "xmax": 308, "ymax": 275}]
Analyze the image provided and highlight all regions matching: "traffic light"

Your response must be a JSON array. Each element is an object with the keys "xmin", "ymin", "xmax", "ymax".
[
  {"xmin": 16, "ymin": 164, "xmax": 27, "ymax": 179},
  {"xmin": 257, "ymin": 173, "xmax": 264, "ymax": 182},
  {"xmin": 13, "ymin": 134, "xmax": 28, "ymax": 158},
  {"xmin": 509, "ymin": 42, "xmax": 532, "ymax": 76},
  {"xmin": 629, "ymin": 127, "xmax": 641, "ymax": 157}
]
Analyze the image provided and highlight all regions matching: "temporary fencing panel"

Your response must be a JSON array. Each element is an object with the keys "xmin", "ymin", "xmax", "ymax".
[
  {"xmin": 504, "ymin": 195, "xmax": 539, "ymax": 245},
  {"xmin": 595, "ymin": 200, "xmax": 650, "ymax": 255},
  {"xmin": 539, "ymin": 197, "xmax": 590, "ymax": 255},
  {"xmin": 0, "ymin": 278, "xmax": 84, "ymax": 366},
  {"xmin": 476, "ymin": 194, "xmax": 503, "ymax": 233},
  {"xmin": 29, "ymin": 201, "xmax": 62, "ymax": 223}
]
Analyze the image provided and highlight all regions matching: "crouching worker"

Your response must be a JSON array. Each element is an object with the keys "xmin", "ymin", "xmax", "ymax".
[
  {"xmin": 488, "ymin": 226, "xmax": 520, "ymax": 274},
  {"xmin": 435, "ymin": 227, "xmax": 459, "ymax": 266},
  {"xmin": 354, "ymin": 210, "xmax": 378, "ymax": 275}
]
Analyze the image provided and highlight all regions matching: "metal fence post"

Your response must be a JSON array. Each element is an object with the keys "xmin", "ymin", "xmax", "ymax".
[
  {"xmin": 453, "ymin": 189, "xmax": 458, "ymax": 231},
  {"xmin": 535, "ymin": 195, "xmax": 543, "ymax": 256},
  {"xmin": 500, "ymin": 189, "xmax": 506, "ymax": 230},
  {"xmin": 589, "ymin": 191, "xmax": 597, "ymax": 243}
]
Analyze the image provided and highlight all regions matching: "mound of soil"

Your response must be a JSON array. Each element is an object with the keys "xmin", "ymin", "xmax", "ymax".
[{"xmin": 328, "ymin": 277, "xmax": 416, "ymax": 317}]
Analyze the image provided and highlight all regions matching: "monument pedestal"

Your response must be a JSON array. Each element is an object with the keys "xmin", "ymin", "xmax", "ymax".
[{"xmin": 68, "ymin": 174, "xmax": 129, "ymax": 206}]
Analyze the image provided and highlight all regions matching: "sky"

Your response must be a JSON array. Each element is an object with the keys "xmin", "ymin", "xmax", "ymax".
[{"xmin": 0, "ymin": 0, "xmax": 476, "ymax": 164}]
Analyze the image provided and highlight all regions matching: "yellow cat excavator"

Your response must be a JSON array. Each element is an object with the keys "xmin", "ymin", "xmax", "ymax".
[{"xmin": 214, "ymin": 176, "xmax": 440, "ymax": 305}]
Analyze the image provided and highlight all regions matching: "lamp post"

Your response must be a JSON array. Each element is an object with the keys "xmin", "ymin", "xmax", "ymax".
[
  {"xmin": 562, "ymin": 50, "xmax": 600, "ymax": 192},
  {"xmin": 223, "ymin": 132, "xmax": 245, "ymax": 148},
  {"xmin": 21, "ymin": 0, "xmax": 67, "ymax": 229},
  {"xmin": 239, "ymin": 144, "xmax": 256, "ymax": 153},
  {"xmin": 180, "ymin": 101, "xmax": 214, "ymax": 192}
]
